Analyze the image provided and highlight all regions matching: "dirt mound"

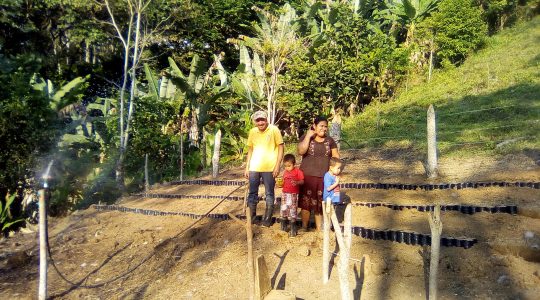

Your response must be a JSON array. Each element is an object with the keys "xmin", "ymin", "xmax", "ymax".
[{"xmin": 1, "ymin": 150, "xmax": 539, "ymax": 299}]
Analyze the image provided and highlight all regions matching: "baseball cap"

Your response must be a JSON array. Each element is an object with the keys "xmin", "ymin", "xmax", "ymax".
[{"xmin": 252, "ymin": 110, "xmax": 267, "ymax": 121}]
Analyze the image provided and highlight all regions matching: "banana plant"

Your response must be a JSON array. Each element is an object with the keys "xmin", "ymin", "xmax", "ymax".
[
  {"xmin": 1, "ymin": 194, "xmax": 24, "ymax": 233},
  {"xmin": 230, "ymin": 44, "xmax": 266, "ymax": 111},
  {"xmin": 228, "ymin": 3, "xmax": 300, "ymax": 124},
  {"xmin": 164, "ymin": 54, "xmax": 229, "ymax": 152},
  {"xmin": 30, "ymin": 74, "xmax": 87, "ymax": 115},
  {"xmin": 376, "ymin": 0, "xmax": 441, "ymax": 44}
]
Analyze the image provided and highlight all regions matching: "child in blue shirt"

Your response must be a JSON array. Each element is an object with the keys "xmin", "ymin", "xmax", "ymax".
[{"xmin": 323, "ymin": 157, "xmax": 342, "ymax": 207}]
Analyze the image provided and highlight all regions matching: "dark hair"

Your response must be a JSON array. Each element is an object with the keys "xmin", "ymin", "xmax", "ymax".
[
  {"xmin": 329, "ymin": 157, "xmax": 342, "ymax": 167},
  {"xmin": 313, "ymin": 116, "xmax": 328, "ymax": 126},
  {"xmin": 283, "ymin": 154, "xmax": 296, "ymax": 164}
]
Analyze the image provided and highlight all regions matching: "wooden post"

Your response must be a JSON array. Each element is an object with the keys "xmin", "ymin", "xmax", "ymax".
[
  {"xmin": 322, "ymin": 201, "xmax": 331, "ymax": 284},
  {"xmin": 330, "ymin": 205, "xmax": 352, "ymax": 300},
  {"xmin": 38, "ymin": 189, "xmax": 48, "ymax": 300},
  {"xmin": 180, "ymin": 119, "xmax": 184, "ymax": 181},
  {"xmin": 427, "ymin": 105, "xmax": 438, "ymax": 178},
  {"xmin": 343, "ymin": 203, "xmax": 352, "ymax": 253},
  {"xmin": 144, "ymin": 154, "xmax": 149, "ymax": 193},
  {"xmin": 228, "ymin": 210, "xmax": 255, "ymax": 299},
  {"xmin": 255, "ymin": 255, "xmax": 272, "ymax": 299},
  {"xmin": 212, "ymin": 129, "xmax": 222, "ymax": 178},
  {"xmin": 246, "ymin": 206, "xmax": 255, "ymax": 300},
  {"xmin": 243, "ymin": 185, "xmax": 249, "ymax": 215},
  {"xmin": 330, "ymin": 113, "xmax": 342, "ymax": 150},
  {"xmin": 428, "ymin": 205, "xmax": 442, "ymax": 300},
  {"xmin": 428, "ymin": 39, "xmax": 434, "ymax": 82}
]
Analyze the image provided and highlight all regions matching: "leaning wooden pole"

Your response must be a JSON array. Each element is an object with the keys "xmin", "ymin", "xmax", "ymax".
[
  {"xmin": 343, "ymin": 203, "xmax": 352, "ymax": 254},
  {"xmin": 322, "ymin": 202, "xmax": 331, "ymax": 284},
  {"xmin": 427, "ymin": 105, "xmax": 438, "ymax": 178},
  {"xmin": 246, "ymin": 206, "xmax": 255, "ymax": 300},
  {"xmin": 38, "ymin": 189, "xmax": 48, "ymax": 300},
  {"xmin": 330, "ymin": 205, "xmax": 351, "ymax": 300},
  {"xmin": 428, "ymin": 205, "xmax": 443, "ymax": 300}
]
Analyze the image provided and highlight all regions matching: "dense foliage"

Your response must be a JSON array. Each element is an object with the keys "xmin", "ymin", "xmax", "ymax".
[
  {"xmin": 426, "ymin": 0, "xmax": 488, "ymax": 66},
  {"xmin": 0, "ymin": 0, "xmax": 537, "ymax": 226}
]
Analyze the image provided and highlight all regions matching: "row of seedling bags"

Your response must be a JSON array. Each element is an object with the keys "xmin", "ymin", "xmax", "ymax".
[
  {"xmin": 94, "ymin": 204, "xmax": 477, "ymax": 249},
  {"xmin": 141, "ymin": 193, "xmax": 518, "ymax": 215},
  {"xmin": 167, "ymin": 180, "xmax": 539, "ymax": 190}
]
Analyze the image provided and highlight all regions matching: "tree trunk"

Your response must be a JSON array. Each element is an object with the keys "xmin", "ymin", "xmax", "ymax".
[
  {"xmin": 85, "ymin": 40, "xmax": 91, "ymax": 63},
  {"xmin": 212, "ymin": 129, "xmax": 222, "ymax": 178},
  {"xmin": 180, "ymin": 120, "xmax": 184, "ymax": 181},
  {"xmin": 92, "ymin": 45, "xmax": 97, "ymax": 65},
  {"xmin": 189, "ymin": 108, "xmax": 199, "ymax": 147},
  {"xmin": 201, "ymin": 129, "xmax": 207, "ymax": 168},
  {"xmin": 144, "ymin": 153, "xmax": 149, "ymax": 193},
  {"xmin": 116, "ymin": 150, "xmax": 125, "ymax": 191},
  {"xmin": 428, "ymin": 40, "xmax": 434, "ymax": 82}
]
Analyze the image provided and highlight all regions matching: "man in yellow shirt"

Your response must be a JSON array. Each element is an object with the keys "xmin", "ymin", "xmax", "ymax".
[{"xmin": 244, "ymin": 110, "xmax": 284, "ymax": 226}]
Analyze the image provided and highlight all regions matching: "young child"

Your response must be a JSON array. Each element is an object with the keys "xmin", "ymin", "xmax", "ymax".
[
  {"xmin": 280, "ymin": 154, "xmax": 304, "ymax": 237},
  {"xmin": 323, "ymin": 157, "xmax": 342, "ymax": 210}
]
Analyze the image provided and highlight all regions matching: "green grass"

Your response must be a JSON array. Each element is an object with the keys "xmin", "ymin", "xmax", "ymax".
[{"xmin": 343, "ymin": 16, "xmax": 540, "ymax": 157}]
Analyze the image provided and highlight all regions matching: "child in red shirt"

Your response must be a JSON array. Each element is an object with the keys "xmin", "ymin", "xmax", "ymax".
[{"xmin": 280, "ymin": 154, "xmax": 304, "ymax": 237}]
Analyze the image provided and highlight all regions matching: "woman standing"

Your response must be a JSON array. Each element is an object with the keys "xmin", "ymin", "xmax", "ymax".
[{"xmin": 297, "ymin": 116, "xmax": 340, "ymax": 231}]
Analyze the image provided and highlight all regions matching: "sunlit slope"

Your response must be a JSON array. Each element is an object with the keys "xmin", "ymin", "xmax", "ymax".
[{"xmin": 343, "ymin": 16, "xmax": 540, "ymax": 156}]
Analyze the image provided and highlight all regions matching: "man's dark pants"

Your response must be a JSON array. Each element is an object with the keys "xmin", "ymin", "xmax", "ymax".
[{"xmin": 247, "ymin": 171, "xmax": 275, "ymax": 206}]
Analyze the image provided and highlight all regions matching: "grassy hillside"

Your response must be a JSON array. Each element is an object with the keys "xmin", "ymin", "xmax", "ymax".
[{"xmin": 343, "ymin": 16, "xmax": 540, "ymax": 157}]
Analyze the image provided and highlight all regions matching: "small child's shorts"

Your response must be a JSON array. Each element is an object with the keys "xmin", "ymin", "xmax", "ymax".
[{"xmin": 280, "ymin": 192, "xmax": 298, "ymax": 220}]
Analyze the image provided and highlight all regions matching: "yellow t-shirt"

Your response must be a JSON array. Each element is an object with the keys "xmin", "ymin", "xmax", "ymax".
[{"xmin": 247, "ymin": 125, "xmax": 284, "ymax": 172}]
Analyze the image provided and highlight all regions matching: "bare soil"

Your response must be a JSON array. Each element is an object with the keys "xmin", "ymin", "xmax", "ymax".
[{"xmin": 1, "ymin": 149, "xmax": 539, "ymax": 299}]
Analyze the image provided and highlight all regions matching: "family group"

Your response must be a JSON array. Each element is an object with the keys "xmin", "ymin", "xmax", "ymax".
[{"xmin": 244, "ymin": 110, "xmax": 342, "ymax": 237}]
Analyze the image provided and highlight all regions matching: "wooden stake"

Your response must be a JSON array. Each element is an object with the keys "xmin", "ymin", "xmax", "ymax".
[
  {"xmin": 246, "ymin": 206, "xmax": 255, "ymax": 300},
  {"xmin": 229, "ymin": 210, "xmax": 255, "ymax": 299},
  {"xmin": 428, "ymin": 205, "xmax": 442, "ymax": 300},
  {"xmin": 212, "ymin": 129, "xmax": 222, "ymax": 178},
  {"xmin": 242, "ymin": 185, "xmax": 249, "ymax": 215},
  {"xmin": 427, "ymin": 105, "xmax": 438, "ymax": 178},
  {"xmin": 255, "ymin": 255, "xmax": 272, "ymax": 299},
  {"xmin": 180, "ymin": 119, "xmax": 184, "ymax": 181},
  {"xmin": 330, "ymin": 112, "xmax": 342, "ymax": 150},
  {"xmin": 322, "ymin": 201, "xmax": 331, "ymax": 284},
  {"xmin": 343, "ymin": 203, "xmax": 352, "ymax": 250},
  {"xmin": 330, "ymin": 205, "xmax": 351, "ymax": 300},
  {"xmin": 38, "ymin": 189, "xmax": 48, "ymax": 300},
  {"xmin": 144, "ymin": 153, "xmax": 149, "ymax": 193}
]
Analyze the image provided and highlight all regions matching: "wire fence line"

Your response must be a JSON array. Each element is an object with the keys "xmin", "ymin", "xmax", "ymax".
[
  {"xmin": 437, "ymin": 105, "xmax": 519, "ymax": 116},
  {"xmin": 343, "ymin": 118, "xmax": 538, "ymax": 148},
  {"xmin": 437, "ymin": 120, "xmax": 538, "ymax": 133},
  {"xmin": 441, "ymin": 135, "xmax": 538, "ymax": 147}
]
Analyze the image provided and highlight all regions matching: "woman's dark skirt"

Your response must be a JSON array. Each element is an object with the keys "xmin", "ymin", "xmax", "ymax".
[{"xmin": 299, "ymin": 175, "xmax": 323, "ymax": 215}]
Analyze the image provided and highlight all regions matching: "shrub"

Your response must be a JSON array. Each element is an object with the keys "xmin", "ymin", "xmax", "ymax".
[{"xmin": 429, "ymin": 0, "xmax": 488, "ymax": 66}]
